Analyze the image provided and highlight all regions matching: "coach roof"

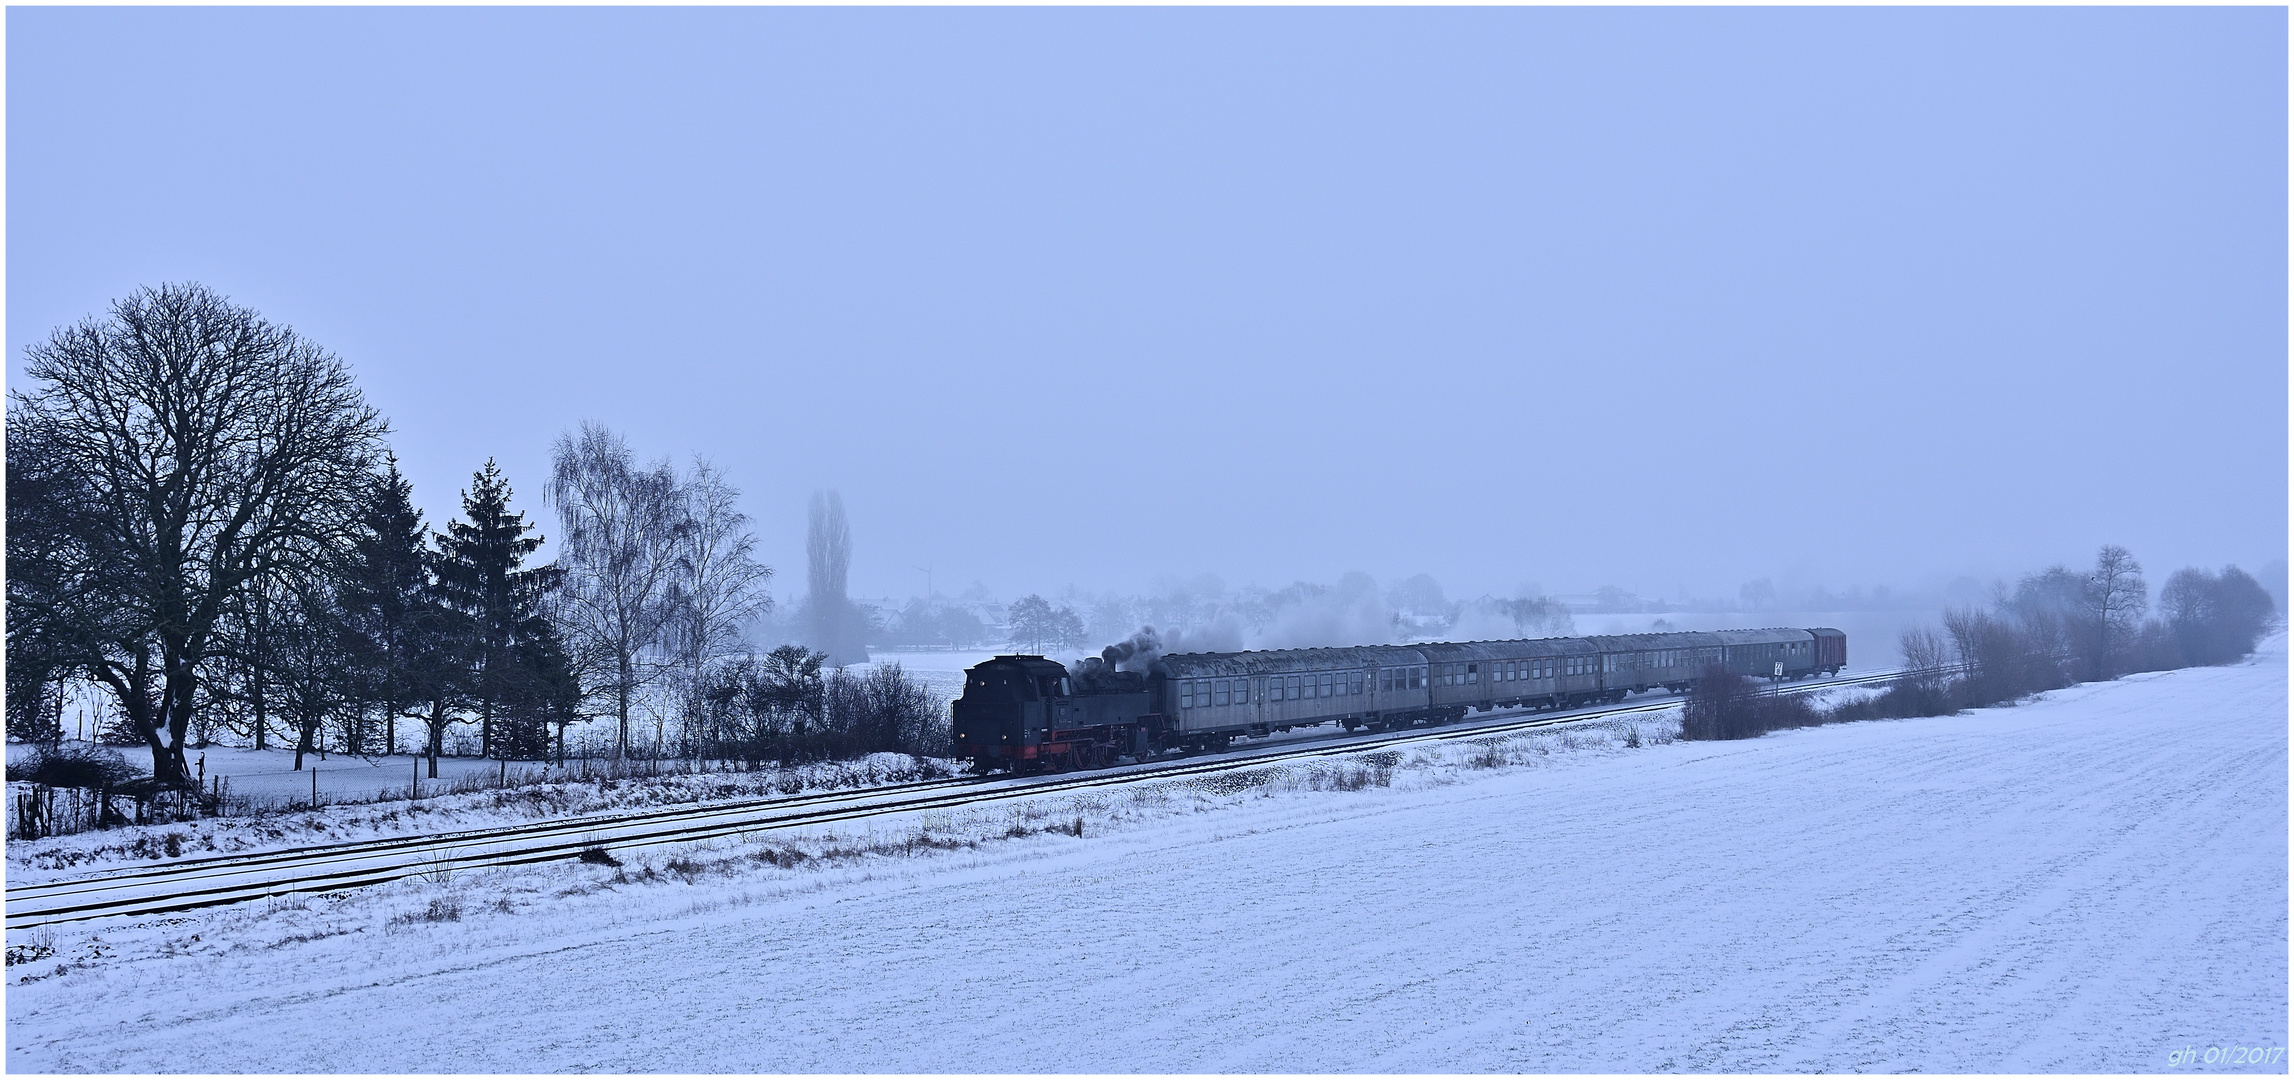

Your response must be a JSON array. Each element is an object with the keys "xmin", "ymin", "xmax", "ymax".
[{"xmin": 1156, "ymin": 646, "xmax": 1428, "ymax": 678}]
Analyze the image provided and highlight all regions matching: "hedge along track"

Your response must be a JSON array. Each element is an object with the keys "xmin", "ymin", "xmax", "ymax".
[{"xmin": 6, "ymin": 667, "xmax": 1917, "ymax": 929}]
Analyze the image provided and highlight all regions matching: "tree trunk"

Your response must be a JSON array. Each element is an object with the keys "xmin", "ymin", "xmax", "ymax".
[
  {"xmin": 617, "ymin": 651, "xmax": 634, "ymax": 758},
  {"xmin": 426, "ymin": 699, "xmax": 447, "ymax": 779}
]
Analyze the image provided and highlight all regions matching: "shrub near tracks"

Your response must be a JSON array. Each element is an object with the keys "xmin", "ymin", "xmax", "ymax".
[{"xmin": 1678, "ymin": 669, "xmax": 1819, "ymax": 741}]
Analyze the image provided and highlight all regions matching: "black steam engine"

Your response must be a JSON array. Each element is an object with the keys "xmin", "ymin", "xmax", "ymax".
[{"xmin": 949, "ymin": 654, "xmax": 1157, "ymax": 773}]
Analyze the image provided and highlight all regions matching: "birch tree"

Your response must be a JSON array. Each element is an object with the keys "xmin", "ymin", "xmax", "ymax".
[{"xmin": 548, "ymin": 423, "xmax": 688, "ymax": 756}]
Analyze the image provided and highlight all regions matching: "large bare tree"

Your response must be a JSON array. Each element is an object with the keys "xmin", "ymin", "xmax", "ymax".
[
  {"xmin": 2082, "ymin": 544, "xmax": 2148, "ymax": 680},
  {"xmin": 547, "ymin": 422, "xmax": 688, "ymax": 756},
  {"xmin": 6, "ymin": 284, "xmax": 387, "ymax": 787}
]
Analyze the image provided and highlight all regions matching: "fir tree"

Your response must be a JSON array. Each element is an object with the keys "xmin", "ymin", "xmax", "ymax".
[{"xmin": 433, "ymin": 460, "xmax": 568, "ymax": 760}]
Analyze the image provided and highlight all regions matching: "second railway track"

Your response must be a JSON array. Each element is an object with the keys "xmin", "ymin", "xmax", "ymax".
[{"xmin": 7, "ymin": 667, "xmax": 1917, "ymax": 929}]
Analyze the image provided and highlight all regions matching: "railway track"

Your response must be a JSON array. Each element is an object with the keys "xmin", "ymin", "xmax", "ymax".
[{"xmin": 6, "ymin": 666, "xmax": 1918, "ymax": 929}]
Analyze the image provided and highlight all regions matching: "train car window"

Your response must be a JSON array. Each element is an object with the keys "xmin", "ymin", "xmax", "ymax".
[
  {"xmin": 1214, "ymin": 682, "xmax": 1230, "ymax": 707},
  {"xmin": 1315, "ymin": 673, "xmax": 1330, "ymax": 697},
  {"xmin": 1286, "ymin": 675, "xmax": 1301, "ymax": 700},
  {"xmin": 1465, "ymin": 664, "xmax": 1478, "ymax": 683},
  {"xmin": 1179, "ymin": 682, "xmax": 1194, "ymax": 709},
  {"xmin": 1378, "ymin": 669, "xmax": 1391, "ymax": 693},
  {"xmin": 1351, "ymin": 672, "xmax": 1364, "ymax": 694}
]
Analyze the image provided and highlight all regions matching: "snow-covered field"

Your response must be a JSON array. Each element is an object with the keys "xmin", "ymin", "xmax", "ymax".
[{"xmin": 7, "ymin": 637, "xmax": 2284, "ymax": 1072}]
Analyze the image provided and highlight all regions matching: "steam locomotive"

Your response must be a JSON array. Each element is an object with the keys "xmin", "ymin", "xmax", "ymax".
[{"xmin": 950, "ymin": 627, "xmax": 1846, "ymax": 773}]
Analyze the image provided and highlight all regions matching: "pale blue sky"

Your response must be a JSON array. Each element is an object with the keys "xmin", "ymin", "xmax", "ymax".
[{"xmin": 9, "ymin": 7, "xmax": 2285, "ymax": 603}]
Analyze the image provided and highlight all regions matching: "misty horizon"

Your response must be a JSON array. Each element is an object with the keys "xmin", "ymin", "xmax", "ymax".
[{"xmin": 10, "ymin": 7, "xmax": 2284, "ymax": 624}]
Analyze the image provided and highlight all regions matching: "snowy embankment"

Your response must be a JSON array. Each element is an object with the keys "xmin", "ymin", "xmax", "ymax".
[
  {"xmin": 7, "ymin": 638, "xmax": 2284, "ymax": 1072},
  {"xmin": 4, "ymin": 753, "xmax": 957, "ymax": 882}
]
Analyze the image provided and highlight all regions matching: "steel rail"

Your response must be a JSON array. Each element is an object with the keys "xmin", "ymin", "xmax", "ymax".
[{"xmin": 7, "ymin": 666, "xmax": 1921, "ymax": 929}]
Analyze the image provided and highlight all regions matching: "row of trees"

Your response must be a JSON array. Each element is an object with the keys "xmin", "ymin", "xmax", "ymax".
[
  {"xmin": 1, "ymin": 284, "xmax": 593, "ymax": 783},
  {"xmin": 7, "ymin": 284, "xmax": 945, "ymax": 791},
  {"xmin": 1932, "ymin": 546, "xmax": 2274, "ymax": 706}
]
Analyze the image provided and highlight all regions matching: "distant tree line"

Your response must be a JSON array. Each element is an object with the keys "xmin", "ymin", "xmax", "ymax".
[{"xmin": 1683, "ymin": 545, "xmax": 2277, "ymax": 741}]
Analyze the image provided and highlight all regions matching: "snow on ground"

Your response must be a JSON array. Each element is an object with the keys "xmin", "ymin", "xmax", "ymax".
[
  {"xmin": 7, "ymin": 638, "xmax": 2284, "ymax": 1072},
  {"xmin": 5, "ymin": 753, "xmax": 959, "ymax": 883}
]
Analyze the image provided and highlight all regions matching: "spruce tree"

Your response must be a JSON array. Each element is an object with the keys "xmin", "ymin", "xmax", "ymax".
[
  {"xmin": 336, "ymin": 457, "xmax": 434, "ymax": 756},
  {"xmin": 433, "ymin": 460, "xmax": 567, "ymax": 760}
]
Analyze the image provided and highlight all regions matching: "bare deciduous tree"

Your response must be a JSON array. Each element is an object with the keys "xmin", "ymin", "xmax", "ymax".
[
  {"xmin": 6, "ymin": 284, "xmax": 387, "ymax": 787},
  {"xmin": 1005, "ymin": 594, "xmax": 1084, "ymax": 653},
  {"xmin": 1897, "ymin": 625, "xmax": 1954, "ymax": 695},
  {"xmin": 548, "ymin": 422, "xmax": 688, "ymax": 756},
  {"xmin": 665, "ymin": 458, "xmax": 773, "ymax": 731},
  {"xmin": 2161, "ymin": 564, "xmax": 2276, "ymax": 666},
  {"xmin": 2083, "ymin": 544, "xmax": 2148, "ymax": 680}
]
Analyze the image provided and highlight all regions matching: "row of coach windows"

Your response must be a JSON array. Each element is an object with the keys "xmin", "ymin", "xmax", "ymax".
[
  {"xmin": 1377, "ymin": 666, "xmax": 1428, "ymax": 692},
  {"xmin": 1177, "ymin": 679, "xmax": 1251, "ymax": 710},
  {"xmin": 1271, "ymin": 673, "xmax": 1365, "ymax": 701}
]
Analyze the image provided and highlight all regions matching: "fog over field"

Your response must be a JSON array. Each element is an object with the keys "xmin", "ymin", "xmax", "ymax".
[{"xmin": 8, "ymin": 7, "xmax": 2284, "ymax": 617}]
